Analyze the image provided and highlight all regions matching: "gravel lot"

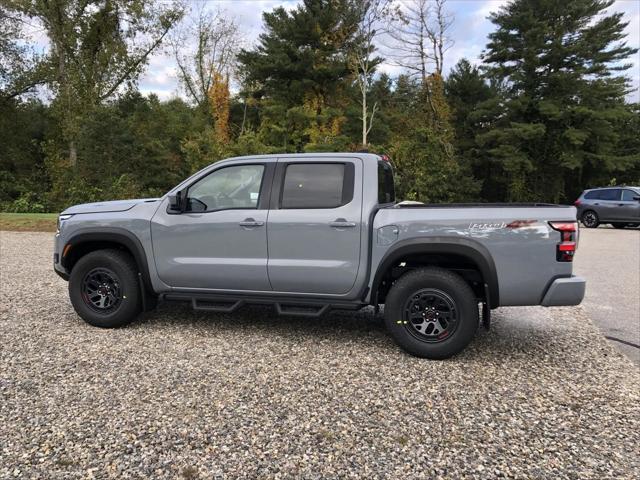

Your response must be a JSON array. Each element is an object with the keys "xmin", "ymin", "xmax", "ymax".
[{"xmin": 1, "ymin": 231, "xmax": 639, "ymax": 479}]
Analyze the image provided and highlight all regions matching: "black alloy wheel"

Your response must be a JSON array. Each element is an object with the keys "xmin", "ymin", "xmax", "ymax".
[
  {"xmin": 81, "ymin": 267, "xmax": 122, "ymax": 313},
  {"xmin": 403, "ymin": 289, "xmax": 459, "ymax": 343}
]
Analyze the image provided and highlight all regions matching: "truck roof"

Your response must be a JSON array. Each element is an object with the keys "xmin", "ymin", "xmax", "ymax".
[{"xmin": 222, "ymin": 152, "xmax": 383, "ymax": 163}]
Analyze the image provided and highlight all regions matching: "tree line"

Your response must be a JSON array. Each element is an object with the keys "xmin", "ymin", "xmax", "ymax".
[{"xmin": 0, "ymin": 0, "xmax": 638, "ymax": 212}]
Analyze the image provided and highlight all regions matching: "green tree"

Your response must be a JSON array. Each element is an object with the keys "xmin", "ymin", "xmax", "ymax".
[
  {"xmin": 0, "ymin": 5, "xmax": 45, "ymax": 100},
  {"xmin": 0, "ymin": 99, "xmax": 51, "ymax": 210},
  {"xmin": 6, "ymin": 0, "xmax": 183, "ymax": 167},
  {"xmin": 237, "ymin": 0, "xmax": 360, "ymax": 151},
  {"xmin": 478, "ymin": 0, "xmax": 638, "ymax": 202},
  {"xmin": 445, "ymin": 58, "xmax": 497, "ymax": 199},
  {"xmin": 43, "ymin": 93, "xmax": 202, "ymax": 209},
  {"xmin": 386, "ymin": 73, "xmax": 478, "ymax": 202}
]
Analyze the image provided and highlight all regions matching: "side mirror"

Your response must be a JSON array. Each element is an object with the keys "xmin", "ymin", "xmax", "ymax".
[
  {"xmin": 633, "ymin": 196, "xmax": 640, "ymax": 202},
  {"xmin": 168, "ymin": 191, "xmax": 185, "ymax": 212}
]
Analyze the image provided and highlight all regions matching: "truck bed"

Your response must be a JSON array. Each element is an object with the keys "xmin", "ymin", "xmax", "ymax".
[
  {"xmin": 372, "ymin": 203, "xmax": 579, "ymax": 307},
  {"xmin": 391, "ymin": 202, "xmax": 565, "ymax": 209}
]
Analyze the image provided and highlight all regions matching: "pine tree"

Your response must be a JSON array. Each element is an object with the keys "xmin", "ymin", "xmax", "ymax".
[
  {"xmin": 390, "ymin": 73, "xmax": 479, "ymax": 202},
  {"xmin": 445, "ymin": 59, "xmax": 497, "ymax": 199},
  {"xmin": 478, "ymin": 0, "xmax": 638, "ymax": 202},
  {"xmin": 237, "ymin": 0, "xmax": 359, "ymax": 151}
]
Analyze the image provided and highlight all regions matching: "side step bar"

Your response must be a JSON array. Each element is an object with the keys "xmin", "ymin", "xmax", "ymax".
[
  {"xmin": 192, "ymin": 298, "xmax": 244, "ymax": 313},
  {"xmin": 162, "ymin": 293, "xmax": 363, "ymax": 318}
]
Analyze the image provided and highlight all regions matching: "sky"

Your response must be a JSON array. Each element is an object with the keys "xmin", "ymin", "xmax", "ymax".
[{"xmin": 23, "ymin": 0, "xmax": 640, "ymax": 102}]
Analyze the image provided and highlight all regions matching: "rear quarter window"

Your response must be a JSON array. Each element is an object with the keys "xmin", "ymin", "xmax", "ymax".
[
  {"xmin": 583, "ymin": 191, "xmax": 600, "ymax": 199},
  {"xmin": 378, "ymin": 161, "xmax": 395, "ymax": 204}
]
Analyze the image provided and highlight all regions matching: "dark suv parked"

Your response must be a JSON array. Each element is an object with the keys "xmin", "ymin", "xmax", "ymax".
[{"xmin": 575, "ymin": 187, "xmax": 640, "ymax": 228}]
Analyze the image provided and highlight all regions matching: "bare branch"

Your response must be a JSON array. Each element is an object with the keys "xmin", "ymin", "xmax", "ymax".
[
  {"xmin": 385, "ymin": 0, "xmax": 454, "ymax": 78},
  {"xmin": 366, "ymin": 101, "xmax": 379, "ymax": 135},
  {"xmin": 170, "ymin": 6, "xmax": 242, "ymax": 106},
  {"xmin": 349, "ymin": 0, "xmax": 395, "ymax": 146}
]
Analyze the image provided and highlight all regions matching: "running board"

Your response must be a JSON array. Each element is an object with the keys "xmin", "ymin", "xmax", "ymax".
[
  {"xmin": 162, "ymin": 293, "xmax": 363, "ymax": 318},
  {"xmin": 192, "ymin": 298, "xmax": 244, "ymax": 313},
  {"xmin": 275, "ymin": 302, "xmax": 330, "ymax": 318}
]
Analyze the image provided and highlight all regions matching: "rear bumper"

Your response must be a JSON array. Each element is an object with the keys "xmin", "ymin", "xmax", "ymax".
[{"xmin": 541, "ymin": 276, "xmax": 586, "ymax": 306}]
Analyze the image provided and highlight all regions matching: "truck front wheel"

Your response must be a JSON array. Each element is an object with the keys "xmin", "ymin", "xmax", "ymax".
[
  {"xmin": 383, "ymin": 267, "xmax": 479, "ymax": 359},
  {"xmin": 68, "ymin": 249, "xmax": 142, "ymax": 328}
]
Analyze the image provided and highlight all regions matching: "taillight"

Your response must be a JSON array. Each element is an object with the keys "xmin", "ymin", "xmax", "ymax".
[
  {"xmin": 574, "ymin": 199, "xmax": 581, "ymax": 206},
  {"xmin": 549, "ymin": 221, "xmax": 578, "ymax": 262}
]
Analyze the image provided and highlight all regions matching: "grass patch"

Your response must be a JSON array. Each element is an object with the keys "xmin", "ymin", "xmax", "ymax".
[{"xmin": 0, "ymin": 213, "xmax": 58, "ymax": 232}]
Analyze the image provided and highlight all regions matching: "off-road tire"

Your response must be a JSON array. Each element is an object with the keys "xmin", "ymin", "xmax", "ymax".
[
  {"xmin": 384, "ymin": 267, "xmax": 479, "ymax": 359},
  {"xmin": 69, "ymin": 249, "xmax": 141, "ymax": 328}
]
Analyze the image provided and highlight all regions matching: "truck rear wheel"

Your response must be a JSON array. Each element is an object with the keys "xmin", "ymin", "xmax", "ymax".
[
  {"xmin": 68, "ymin": 249, "xmax": 142, "ymax": 328},
  {"xmin": 383, "ymin": 267, "xmax": 479, "ymax": 359}
]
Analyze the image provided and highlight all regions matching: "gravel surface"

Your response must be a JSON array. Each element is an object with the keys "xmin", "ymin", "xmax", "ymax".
[{"xmin": 1, "ymin": 231, "xmax": 639, "ymax": 479}]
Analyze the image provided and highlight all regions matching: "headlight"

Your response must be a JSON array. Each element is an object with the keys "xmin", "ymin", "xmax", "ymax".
[{"xmin": 57, "ymin": 214, "xmax": 73, "ymax": 232}]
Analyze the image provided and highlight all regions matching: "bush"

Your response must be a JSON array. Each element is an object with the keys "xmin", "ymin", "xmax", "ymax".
[{"xmin": 9, "ymin": 192, "xmax": 47, "ymax": 213}]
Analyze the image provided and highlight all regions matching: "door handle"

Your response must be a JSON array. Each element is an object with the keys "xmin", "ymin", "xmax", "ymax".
[
  {"xmin": 329, "ymin": 219, "xmax": 356, "ymax": 228},
  {"xmin": 239, "ymin": 218, "xmax": 264, "ymax": 227}
]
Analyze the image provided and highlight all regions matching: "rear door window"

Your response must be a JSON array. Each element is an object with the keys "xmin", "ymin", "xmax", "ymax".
[
  {"xmin": 599, "ymin": 189, "xmax": 621, "ymax": 201},
  {"xmin": 281, "ymin": 163, "xmax": 352, "ymax": 209}
]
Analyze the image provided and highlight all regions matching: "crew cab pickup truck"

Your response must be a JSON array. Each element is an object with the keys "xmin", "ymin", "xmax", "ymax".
[{"xmin": 53, "ymin": 153, "xmax": 585, "ymax": 359}]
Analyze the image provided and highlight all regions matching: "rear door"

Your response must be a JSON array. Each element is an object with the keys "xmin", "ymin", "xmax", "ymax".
[{"xmin": 266, "ymin": 158, "xmax": 363, "ymax": 295}]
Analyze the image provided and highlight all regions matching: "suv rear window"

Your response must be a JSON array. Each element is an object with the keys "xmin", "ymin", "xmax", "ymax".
[
  {"xmin": 378, "ymin": 161, "xmax": 395, "ymax": 204},
  {"xmin": 281, "ymin": 163, "xmax": 352, "ymax": 209}
]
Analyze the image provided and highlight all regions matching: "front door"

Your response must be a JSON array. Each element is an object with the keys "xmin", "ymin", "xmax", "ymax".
[
  {"xmin": 618, "ymin": 189, "xmax": 640, "ymax": 222},
  {"xmin": 267, "ymin": 158, "xmax": 362, "ymax": 295},
  {"xmin": 594, "ymin": 188, "xmax": 621, "ymax": 222},
  {"xmin": 151, "ymin": 162, "xmax": 274, "ymax": 291}
]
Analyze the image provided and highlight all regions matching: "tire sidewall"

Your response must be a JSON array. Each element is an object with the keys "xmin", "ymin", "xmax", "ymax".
[
  {"xmin": 69, "ymin": 251, "xmax": 140, "ymax": 328},
  {"xmin": 384, "ymin": 269, "xmax": 478, "ymax": 359}
]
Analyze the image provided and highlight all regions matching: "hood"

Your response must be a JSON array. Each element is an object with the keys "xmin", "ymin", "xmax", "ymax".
[{"xmin": 62, "ymin": 198, "xmax": 159, "ymax": 215}]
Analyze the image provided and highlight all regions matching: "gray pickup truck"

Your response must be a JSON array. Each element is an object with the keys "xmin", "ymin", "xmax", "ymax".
[{"xmin": 53, "ymin": 153, "xmax": 585, "ymax": 358}]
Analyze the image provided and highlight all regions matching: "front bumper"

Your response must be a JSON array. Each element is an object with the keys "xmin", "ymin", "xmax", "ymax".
[
  {"xmin": 53, "ymin": 233, "xmax": 69, "ymax": 280},
  {"xmin": 54, "ymin": 263, "xmax": 69, "ymax": 280},
  {"xmin": 541, "ymin": 276, "xmax": 586, "ymax": 306}
]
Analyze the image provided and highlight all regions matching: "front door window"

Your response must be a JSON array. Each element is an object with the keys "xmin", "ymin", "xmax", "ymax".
[{"xmin": 187, "ymin": 164, "xmax": 264, "ymax": 212}]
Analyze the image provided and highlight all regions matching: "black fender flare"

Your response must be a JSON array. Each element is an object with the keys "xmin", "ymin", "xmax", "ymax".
[
  {"xmin": 370, "ymin": 237, "xmax": 500, "ymax": 308},
  {"xmin": 60, "ymin": 227, "xmax": 153, "ymax": 294}
]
